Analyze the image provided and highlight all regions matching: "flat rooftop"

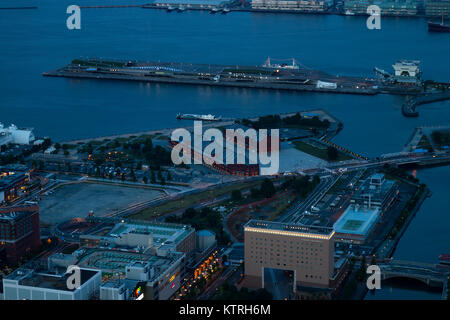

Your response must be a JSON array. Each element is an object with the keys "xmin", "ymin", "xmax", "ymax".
[
  {"xmin": 7, "ymin": 268, "xmax": 100, "ymax": 292},
  {"xmin": 333, "ymin": 205, "xmax": 380, "ymax": 237},
  {"xmin": 76, "ymin": 247, "xmax": 183, "ymax": 278},
  {"xmin": 245, "ymin": 219, "xmax": 334, "ymax": 237},
  {"xmin": 0, "ymin": 206, "xmax": 38, "ymax": 222},
  {"xmin": 353, "ymin": 177, "xmax": 396, "ymax": 203},
  {"xmin": 0, "ymin": 169, "xmax": 28, "ymax": 188},
  {"xmin": 109, "ymin": 220, "xmax": 193, "ymax": 245}
]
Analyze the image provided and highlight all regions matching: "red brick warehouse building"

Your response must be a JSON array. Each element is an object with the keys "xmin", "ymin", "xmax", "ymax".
[{"xmin": 0, "ymin": 205, "xmax": 41, "ymax": 266}]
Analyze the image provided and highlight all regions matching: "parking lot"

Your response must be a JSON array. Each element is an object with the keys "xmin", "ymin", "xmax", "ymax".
[{"xmin": 38, "ymin": 182, "xmax": 165, "ymax": 224}]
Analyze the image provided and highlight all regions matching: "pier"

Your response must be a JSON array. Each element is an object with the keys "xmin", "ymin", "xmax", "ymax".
[
  {"xmin": 43, "ymin": 58, "xmax": 384, "ymax": 95},
  {"xmin": 402, "ymin": 91, "xmax": 450, "ymax": 117}
]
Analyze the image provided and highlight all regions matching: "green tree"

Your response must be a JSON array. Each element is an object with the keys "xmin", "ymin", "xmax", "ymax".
[
  {"xmin": 130, "ymin": 169, "xmax": 136, "ymax": 182},
  {"xmin": 231, "ymin": 189, "xmax": 242, "ymax": 202},
  {"xmin": 260, "ymin": 178, "xmax": 276, "ymax": 198},
  {"xmin": 250, "ymin": 188, "xmax": 260, "ymax": 199},
  {"xmin": 87, "ymin": 143, "xmax": 94, "ymax": 154},
  {"xmin": 150, "ymin": 170, "xmax": 156, "ymax": 184},
  {"xmin": 312, "ymin": 175, "xmax": 320, "ymax": 186},
  {"xmin": 327, "ymin": 146, "xmax": 339, "ymax": 161},
  {"xmin": 431, "ymin": 131, "xmax": 442, "ymax": 145}
]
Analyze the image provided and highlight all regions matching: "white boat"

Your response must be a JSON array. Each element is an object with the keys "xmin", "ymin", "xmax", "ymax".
[
  {"xmin": 221, "ymin": 8, "xmax": 230, "ymax": 14},
  {"xmin": 176, "ymin": 114, "xmax": 222, "ymax": 121},
  {"xmin": 210, "ymin": 7, "xmax": 219, "ymax": 13},
  {"xmin": 167, "ymin": 6, "xmax": 176, "ymax": 12},
  {"xmin": 345, "ymin": 10, "xmax": 355, "ymax": 16},
  {"xmin": 263, "ymin": 57, "xmax": 300, "ymax": 70}
]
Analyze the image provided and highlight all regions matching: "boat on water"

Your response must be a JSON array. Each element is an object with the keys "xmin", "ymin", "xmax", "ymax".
[
  {"xmin": 177, "ymin": 6, "xmax": 186, "ymax": 12},
  {"xmin": 210, "ymin": 7, "xmax": 219, "ymax": 14},
  {"xmin": 428, "ymin": 15, "xmax": 450, "ymax": 32},
  {"xmin": 263, "ymin": 57, "xmax": 300, "ymax": 70},
  {"xmin": 344, "ymin": 10, "xmax": 355, "ymax": 16},
  {"xmin": 176, "ymin": 114, "xmax": 222, "ymax": 121},
  {"xmin": 221, "ymin": 8, "xmax": 230, "ymax": 14},
  {"xmin": 439, "ymin": 254, "xmax": 450, "ymax": 266},
  {"xmin": 167, "ymin": 5, "xmax": 176, "ymax": 12}
]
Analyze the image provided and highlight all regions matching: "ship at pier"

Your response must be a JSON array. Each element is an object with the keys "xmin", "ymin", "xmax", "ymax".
[
  {"xmin": 176, "ymin": 114, "xmax": 222, "ymax": 121},
  {"xmin": 428, "ymin": 15, "xmax": 450, "ymax": 32}
]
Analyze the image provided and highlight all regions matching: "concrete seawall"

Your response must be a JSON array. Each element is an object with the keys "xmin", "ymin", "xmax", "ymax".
[{"xmin": 43, "ymin": 69, "xmax": 379, "ymax": 95}]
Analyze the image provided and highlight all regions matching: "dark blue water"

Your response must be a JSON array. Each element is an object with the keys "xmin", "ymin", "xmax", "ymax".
[{"xmin": 1, "ymin": 0, "xmax": 449, "ymax": 299}]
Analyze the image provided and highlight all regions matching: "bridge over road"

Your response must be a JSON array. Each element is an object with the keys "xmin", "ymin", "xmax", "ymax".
[{"xmin": 378, "ymin": 260, "xmax": 450, "ymax": 288}]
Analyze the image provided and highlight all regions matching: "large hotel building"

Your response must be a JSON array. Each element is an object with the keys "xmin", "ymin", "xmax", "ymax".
[{"xmin": 244, "ymin": 220, "xmax": 335, "ymax": 291}]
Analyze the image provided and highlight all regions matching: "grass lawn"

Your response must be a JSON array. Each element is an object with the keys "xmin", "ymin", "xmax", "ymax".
[
  {"xmin": 132, "ymin": 134, "xmax": 157, "ymax": 144},
  {"xmin": 293, "ymin": 140, "xmax": 353, "ymax": 162},
  {"xmin": 130, "ymin": 179, "xmax": 265, "ymax": 220}
]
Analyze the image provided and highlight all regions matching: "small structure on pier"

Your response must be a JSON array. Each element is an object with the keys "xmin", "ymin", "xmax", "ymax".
[{"xmin": 392, "ymin": 60, "xmax": 422, "ymax": 84}]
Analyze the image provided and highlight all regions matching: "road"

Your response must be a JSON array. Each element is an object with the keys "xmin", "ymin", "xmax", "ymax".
[
  {"xmin": 197, "ymin": 266, "xmax": 239, "ymax": 300},
  {"xmin": 277, "ymin": 175, "xmax": 340, "ymax": 224}
]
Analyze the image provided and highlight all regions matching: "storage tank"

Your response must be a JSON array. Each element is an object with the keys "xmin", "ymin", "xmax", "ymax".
[{"xmin": 196, "ymin": 230, "xmax": 216, "ymax": 252}]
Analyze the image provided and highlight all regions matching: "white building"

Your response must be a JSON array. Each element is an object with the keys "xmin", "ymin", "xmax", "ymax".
[
  {"xmin": 100, "ymin": 280, "xmax": 128, "ymax": 300},
  {"xmin": 392, "ymin": 60, "xmax": 422, "ymax": 82},
  {"xmin": 0, "ymin": 123, "xmax": 35, "ymax": 146},
  {"xmin": 2, "ymin": 267, "xmax": 101, "ymax": 300},
  {"xmin": 252, "ymin": 0, "xmax": 329, "ymax": 12}
]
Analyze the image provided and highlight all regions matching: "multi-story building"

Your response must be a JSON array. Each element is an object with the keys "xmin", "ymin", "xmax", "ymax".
[
  {"xmin": 244, "ymin": 220, "xmax": 335, "ymax": 291},
  {"xmin": 252, "ymin": 0, "xmax": 330, "ymax": 12},
  {"xmin": 48, "ymin": 246, "xmax": 186, "ymax": 300},
  {"xmin": 0, "ymin": 165, "xmax": 31, "ymax": 204},
  {"xmin": 350, "ymin": 173, "xmax": 399, "ymax": 209},
  {"xmin": 425, "ymin": 0, "xmax": 450, "ymax": 16},
  {"xmin": 0, "ymin": 205, "xmax": 40, "ymax": 266},
  {"xmin": 78, "ymin": 218, "xmax": 196, "ymax": 261},
  {"xmin": 343, "ymin": 0, "xmax": 419, "ymax": 16},
  {"xmin": 334, "ymin": 173, "xmax": 399, "ymax": 244},
  {"xmin": 2, "ymin": 267, "xmax": 101, "ymax": 300},
  {"xmin": 0, "ymin": 123, "xmax": 35, "ymax": 147}
]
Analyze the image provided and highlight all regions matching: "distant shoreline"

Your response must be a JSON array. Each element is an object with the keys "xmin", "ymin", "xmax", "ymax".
[{"xmin": 0, "ymin": 6, "xmax": 37, "ymax": 10}]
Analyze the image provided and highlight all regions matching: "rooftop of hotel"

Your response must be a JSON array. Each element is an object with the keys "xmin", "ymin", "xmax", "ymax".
[{"xmin": 245, "ymin": 219, "xmax": 334, "ymax": 236}]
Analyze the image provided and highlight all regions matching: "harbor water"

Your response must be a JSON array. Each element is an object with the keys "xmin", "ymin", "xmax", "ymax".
[{"xmin": 1, "ymin": 0, "xmax": 449, "ymax": 299}]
